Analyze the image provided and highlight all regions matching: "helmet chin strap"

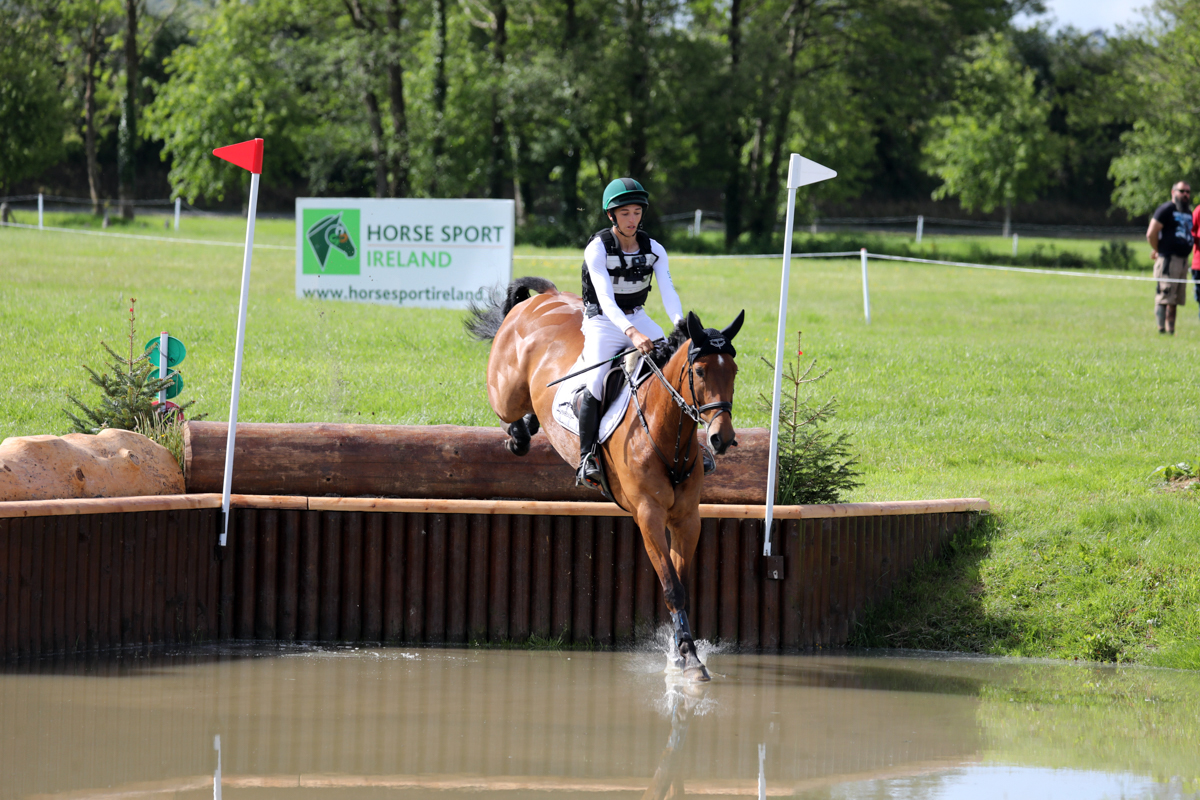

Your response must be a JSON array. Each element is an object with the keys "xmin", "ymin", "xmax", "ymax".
[{"xmin": 607, "ymin": 211, "xmax": 642, "ymax": 242}]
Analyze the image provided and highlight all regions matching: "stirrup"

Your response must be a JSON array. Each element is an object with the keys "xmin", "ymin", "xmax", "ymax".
[
  {"xmin": 702, "ymin": 448, "xmax": 716, "ymax": 476},
  {"xmin": 577, "ymin": 454, "xmax": 604, "ymax": 490}
]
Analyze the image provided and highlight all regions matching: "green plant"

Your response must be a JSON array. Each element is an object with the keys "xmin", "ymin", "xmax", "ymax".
[
  {"xmin": 1098, "ymin": 240, "xmax": 1136, "ymax": 271},
  {"xmin": 134, "ymin": 412, "xmax": 187, "ymax": 472},
  {"xmin": 64, "ymin": 297, "xmax": 195, "ymax": 434},
  {"xmin": 759, "ymin": 332, "xmax": 862, "ymax": 505}
]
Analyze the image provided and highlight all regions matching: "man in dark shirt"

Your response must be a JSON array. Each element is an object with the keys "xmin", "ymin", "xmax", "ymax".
[{"xmin": 1147, "ymin": 181, "xmax": 1194, "ymax": 334}]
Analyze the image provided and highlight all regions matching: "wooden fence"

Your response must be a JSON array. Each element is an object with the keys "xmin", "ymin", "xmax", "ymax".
[{"xmin": 0, "ymin": 494, "xmax": 987, "ymax": 659}]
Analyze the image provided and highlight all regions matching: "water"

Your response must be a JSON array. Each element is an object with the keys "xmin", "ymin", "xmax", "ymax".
[{"xmin": 2, "ymin": 642, "xmax": 1198, "ymax": 799}]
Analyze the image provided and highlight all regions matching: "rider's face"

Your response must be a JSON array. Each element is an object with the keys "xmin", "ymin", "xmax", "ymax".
[{"xmin": 611, "ymin": 204, "xmax": 643, "ymax": 236}]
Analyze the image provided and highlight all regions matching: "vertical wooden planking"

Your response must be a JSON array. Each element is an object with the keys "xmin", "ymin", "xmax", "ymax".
[
  {"xmin": 197, "ymin": 510, "xmax": 215, "ymax": 641},
  {"xmin": 362, "ymin": 513, "xmax": 384, "ymax": 642},
  {"xmin": 256, "ymin": 510, "xmax": 278, "ymax": 641},
  {"xmin": 445, "ymin": 514, "xmax": 467, "ymax": 643},
  {"xmin": 340, "ymin": 512, "xmax": 363, "ymax": 642},
  {"xmin": 551, "ymin": 516, "xmax": 574, "ymax": 639},
  {"xmin": 781, "ymin": 520, "xmax": 803, "ymax": 650},
  {"xmin": 0, "ymin": 520, "xmax": 10, "ymax": 659},
  {"xmin": 93, "ymin": 513, "xmax": 112, "ymax": 651},
  {"xmin": 404, "ymin": 513, "xmax": 426, "ymax": 643},
  {"xmin": 318, "ymin": 511, "xmax": 341, "ymax": 642},
  {"xmin": 163, "ymin": 511, "xmax": 180, "ymax": 643},
  {"xmin": 572, "ymin": 516, "xmax": 593, "ymax": 644},
  {"xmin": 62, "ymin": 516, "xmax": 80, "ymax": 652},
  {"xmin": 382, "ymin": 514, "xmax": 406, "ymax": 642},
  {"xmin": 85, "ymin": 515, "xmax": 102, "ymax": 649},
  {"xmin": 817, "ymin": 519, "xmax": 833, "ymax": 647},
  {"xmin": 509, "ymin": 515, "xmax": 532, "ymax": 643},
  {"xmin": 423, "ymin": 513, "xmax": 446, "ymax": 644},
  {"xmin": 467, "ymin": 515, "xmax": 490, "ymax": 642},
  {"xmin": 235, "ymin": 509, "xmax": 258, "ymax": 640},
  {"xmin": 738, "ymin": 520, "xmax": 760, "ymax": 650},
  {"xmin": 718, "ymin": 519, "xmax": 739, "ymax": 645},
  {"xmin": 592, "ymin": 517, "xmax": 614, "ymax": 646},
  {"xmin": 40, "ymin": 516, "xmax": 58, "ymax": 654},
  {"xmin": 802, "ymin": 519, "xmax": 818, "ymax": 648},
  {"xmin": 489, "ymin": 516, "xmax": 511, "ymax": 643},
  {"xmin": 278, "ymin": 510, "xmax": 300, "ymax": 641},
  {"xmin": 151, "ymin": 511, "xmax": 169, "ymax": 644},
  {"xmin": 696, "ymin": 519, "xmax": 719, "ymax": 643},
  {"xmin": 181, "ymin": 511, "xmax": 199, "ymax": 641},
  {"xmin": 15, "ymin": 519, "xmax": 31, "ymax": 656},
  {"xmin": 530, "ymin": 516, "xmax": 553, "ymax": 639},
  {"xmin": 613, "ymin": 517, "xmax": 636, "ymax": 644},
  {"xmin": 839, "ymin": 518, "xmax": 855, "ymax": 644},
  {"xmin": 298, "ymin": 511, "xmax": 321, "ymax": 641},
  {"xmin": 634, "ymin": 529, "xmax": 658, "ymax": 638},
  {"xmin": 46, "ymin": 517, "xmax": 65, "ymax": 653}
]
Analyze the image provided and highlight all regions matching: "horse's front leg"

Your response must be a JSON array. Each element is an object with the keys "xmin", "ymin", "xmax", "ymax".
[
  {"xmin": 635, "ymin": 503, "xmax": 710, "ymax": 682},
  {"xmin": 666, "ymin": 507, "xmax": 708, "ymax": 682}
]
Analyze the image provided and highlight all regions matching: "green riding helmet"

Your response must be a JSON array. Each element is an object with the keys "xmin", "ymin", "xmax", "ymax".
[{"xmin": 602, "ymin": 178, "xmax": 649, "ymax": 215}]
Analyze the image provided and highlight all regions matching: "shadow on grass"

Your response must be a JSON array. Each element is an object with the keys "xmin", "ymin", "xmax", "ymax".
[{"xmin": 849, "ymin": 514, "xmax": 1021, "ymax": 653}]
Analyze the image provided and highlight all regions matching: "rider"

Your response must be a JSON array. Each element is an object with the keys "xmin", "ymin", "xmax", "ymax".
[{"xmin": 576, "ymin": 178, "xmax": 684, "ymax": 490}]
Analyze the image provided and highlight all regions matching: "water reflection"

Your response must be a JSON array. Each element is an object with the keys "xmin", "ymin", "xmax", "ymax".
[{"xmin": 0, "ymin": 646, "xmax": 1197, "ymax": 799}]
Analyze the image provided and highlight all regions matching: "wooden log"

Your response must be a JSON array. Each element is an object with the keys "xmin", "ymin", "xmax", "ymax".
[{"xmin": 183, "ymin": 422, "xmax": 772, "ymax": 504}]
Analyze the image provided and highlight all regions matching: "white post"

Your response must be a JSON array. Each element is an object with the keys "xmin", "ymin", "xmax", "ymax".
[
  {"xmin": 174, "ymin": 197, "xmax": 181, "ymax": 231},
  {"xmin": 916, "ymin": 215, "xmax": 923, "ymax": 244},
  {"xmin": 860, "ymin": 249, "xmax": 871, "ymax": 324},
  {"xmin": 758, "ymin": 743, "xmax": 766, "ymax": 800},
  {"xmin": 38, "ymin": 193, "xmax": 44, "ymax": 229},
  {"xmin": 1012, "ymin": 233, "xmax": 1019, "ymax": 257},
  {"xmin": 159, "ymin": 331, "xmax": 169, "ymax": 405},
  {"xmin": 220, "ymin": 171, "xmax": 260, "ymax": 547},
  {"xmin": 763, "ymin": 155, "xmax": 836, "ymax": 556},
  {"xmin": 693, "ymin": 209, "xmax": 702, "ymax": 238},
  {"xmin": 810, "ymin": 218, "xmax": 817, "ymax": 235},
  {"xmin": 213, "ymin": 735, "xmax": 222, "ymax": 800}
]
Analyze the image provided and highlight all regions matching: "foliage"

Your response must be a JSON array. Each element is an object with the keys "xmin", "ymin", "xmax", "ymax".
[
  {"xmin": 1109, "ymin": 0, "xmax": 1200, "ymax": 215},
  {"xmin": 63, "ymin": 297, "xmax": 194, "ymax": 434},
  {"xmin": 758, "ymin": 333, "xmax": 861, "ymax": 505},
  {"xmin": 134, "ymin": 411, "xmax": 186, "ymax": 472},
  {"xmin": 0, "ymin": 8, "xmax": 66, "ymax": 193},
  {"xmin": 923, "ymin": 32, "xmax": 1063, "ymax": 217},
  {"xmin": 1097, "ymin": 240, "xmax": 1135, "ymax": 270}
]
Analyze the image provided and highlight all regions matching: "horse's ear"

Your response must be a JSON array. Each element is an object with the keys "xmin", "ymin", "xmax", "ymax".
[
  {"xmin": 686, "ymin": 311, "xmax": 705, "ymax": 345},
  {"xmin": 722, "ymin": 310, "xmax": 745, "ymax": 341}
]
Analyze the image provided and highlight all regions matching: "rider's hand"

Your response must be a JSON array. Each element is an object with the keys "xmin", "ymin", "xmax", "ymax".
[{"xmin": 626, "ymin": 328, "xmax": 654, "ymax": 354}]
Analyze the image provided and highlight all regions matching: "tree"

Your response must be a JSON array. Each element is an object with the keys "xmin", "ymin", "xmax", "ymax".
[
  {"xmin": 1109, "ymin": 0, "xmax": 1200, "ymax": 216},
  {"xmin": 923, "ymin": 32, "xmax": 1062, "ymax": 233},
  {"xmin": 0, "ymin": 9, "xmax": 65, "ymax": 194}
]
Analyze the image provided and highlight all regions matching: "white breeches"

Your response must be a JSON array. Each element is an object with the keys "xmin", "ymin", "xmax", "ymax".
[{"xmin": 580, "ymin": 309, "xmax": 665, "ymax": 400}]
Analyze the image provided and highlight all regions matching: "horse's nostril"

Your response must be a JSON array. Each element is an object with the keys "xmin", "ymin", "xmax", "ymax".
[{"xmin": 709, "ymin": 433, "xmax": 722, "ymax": 452}]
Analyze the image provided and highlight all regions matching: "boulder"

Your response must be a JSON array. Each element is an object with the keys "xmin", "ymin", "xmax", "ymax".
[{"xmin": 0, "ymin": 429, "xmax": 185, "ymax": 502}]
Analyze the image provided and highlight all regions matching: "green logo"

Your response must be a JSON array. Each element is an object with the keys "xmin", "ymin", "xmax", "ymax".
[{"xmin": 303, "ymin": 209, "xmax": 360, "ymax": 274}]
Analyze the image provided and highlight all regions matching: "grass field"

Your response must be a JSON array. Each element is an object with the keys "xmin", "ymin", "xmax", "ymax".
[{"xmin": 1, "ymin": 215, "xmax": 1197, "ymax": 668}]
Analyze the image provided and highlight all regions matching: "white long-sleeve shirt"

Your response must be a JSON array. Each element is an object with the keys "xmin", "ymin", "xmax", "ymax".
[{"xmin": 583, "ymin": 235, "xmax": 683, "ymax": 333}]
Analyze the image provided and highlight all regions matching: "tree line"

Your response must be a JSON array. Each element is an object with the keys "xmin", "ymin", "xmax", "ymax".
[{"xmin": 1, "ymin": 0, "xmax": 1196, "ymax": 247}]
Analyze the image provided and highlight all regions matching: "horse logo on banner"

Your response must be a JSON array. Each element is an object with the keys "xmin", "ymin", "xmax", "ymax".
[{"xmin": 306, "ymin": 212, "xmax": 357, "ymax": 270}]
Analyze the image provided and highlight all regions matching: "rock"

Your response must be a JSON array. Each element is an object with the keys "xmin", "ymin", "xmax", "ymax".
[{"xmin": 0, "ymin": 429, "xmax": 185, "ymax": 502}]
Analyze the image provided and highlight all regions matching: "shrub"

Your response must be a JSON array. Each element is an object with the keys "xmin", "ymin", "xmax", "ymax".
[
  {"xmin": 758, "ymin": 332, "xmax": 862, "ymax": 505},
  {"xmin": 1098, "ymin": 240, "xmax": 1136, "ymax": 271}
]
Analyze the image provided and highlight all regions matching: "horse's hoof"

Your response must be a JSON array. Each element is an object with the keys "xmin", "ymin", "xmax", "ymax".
[
  {"xmin": 683, "ymin": 662, "xmax": 711, "ymax": 682},
  {"xmin": 505, "ymin": 437, "xmax": 530, "ymax": 457}
]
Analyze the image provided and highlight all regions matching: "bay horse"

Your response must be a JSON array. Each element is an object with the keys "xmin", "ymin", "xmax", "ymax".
[{"xmin": 467, "ymin": 277, "xmax": 743, "ymax": 681}]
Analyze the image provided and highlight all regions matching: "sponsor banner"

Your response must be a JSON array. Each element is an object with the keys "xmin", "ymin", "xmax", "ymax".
[{"xmin": 295, "ymin": 198, "xmax": 515, "ymax": 308}]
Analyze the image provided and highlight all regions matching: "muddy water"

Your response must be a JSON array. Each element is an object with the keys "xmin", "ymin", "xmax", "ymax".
[{"xmin": 2, "ymin": 644, "xmax": 1198, "ymax": 799}]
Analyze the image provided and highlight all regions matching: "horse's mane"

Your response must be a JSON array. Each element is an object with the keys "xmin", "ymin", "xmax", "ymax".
[{"xmin": 650, "ymin": 319, "xmax": 690, "ymax": 367}]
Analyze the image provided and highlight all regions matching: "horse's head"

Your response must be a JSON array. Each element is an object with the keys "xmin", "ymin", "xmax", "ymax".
[{"xmin": 684, "ymin": 310, "xmax": 744, "ymax": 456}]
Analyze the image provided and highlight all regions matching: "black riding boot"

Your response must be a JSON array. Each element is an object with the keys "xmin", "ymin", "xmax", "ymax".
[{"xmin": 576, "ymin": 391, "xmax": 604, "ymax": 490}]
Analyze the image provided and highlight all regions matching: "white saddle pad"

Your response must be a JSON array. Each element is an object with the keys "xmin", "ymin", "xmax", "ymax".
[{"xmin": 551, "ymin": 355, "xmax": 641, "ymax": 444}]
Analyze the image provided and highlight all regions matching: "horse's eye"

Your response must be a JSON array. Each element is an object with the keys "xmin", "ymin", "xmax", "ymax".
[{"xmin": 695, "ymin": 367, "xmax": 705, "ymax": 378}]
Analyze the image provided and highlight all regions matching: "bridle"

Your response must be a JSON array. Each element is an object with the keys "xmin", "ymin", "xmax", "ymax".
[{"xmin": 629, "ymin": 350, "xmax": 734, "ymax": 486}]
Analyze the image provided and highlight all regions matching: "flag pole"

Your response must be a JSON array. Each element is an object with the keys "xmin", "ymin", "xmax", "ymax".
[
  {"xmin": 763, "ymin": 154, "xmax": 836, "ymax": 557},
  {"xmin": 211, "ymin": 138, "xmax": 264, "ymax": 547}
]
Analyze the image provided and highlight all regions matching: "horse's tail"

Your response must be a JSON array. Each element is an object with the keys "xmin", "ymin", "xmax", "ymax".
[{"xmin": 464, "ymin": 277, "xmax": 558, "ymax": 341}]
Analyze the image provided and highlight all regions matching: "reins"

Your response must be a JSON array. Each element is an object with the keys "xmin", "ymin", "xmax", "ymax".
[{"xmin": 629, "ymin": 351, "xmax": 733, "ymax": 486}]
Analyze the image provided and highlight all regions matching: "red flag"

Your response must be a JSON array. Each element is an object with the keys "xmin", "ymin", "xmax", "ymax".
[{"xmin": 213, "ymin": 138, "xmax": 264, "ymax": 174}]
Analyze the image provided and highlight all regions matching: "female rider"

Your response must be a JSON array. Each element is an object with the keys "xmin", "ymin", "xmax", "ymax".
[{"xmin": 576, "ymin": 178, "xmax": 684, "ymax": 490}]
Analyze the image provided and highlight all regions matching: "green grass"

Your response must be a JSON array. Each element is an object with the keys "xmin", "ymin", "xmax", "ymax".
[{"xmin": 1, "ymin": 216, "xmax": 1198, "ymax": 668}]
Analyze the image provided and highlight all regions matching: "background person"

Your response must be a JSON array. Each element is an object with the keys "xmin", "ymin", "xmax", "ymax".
[
  {"xmin": 1192, "ymin": 199, "xmax": 1200, "ymax": 315},
  {"xmin": 1146, "ymin": 181, "xmax": 1194, "ymax": 334}
]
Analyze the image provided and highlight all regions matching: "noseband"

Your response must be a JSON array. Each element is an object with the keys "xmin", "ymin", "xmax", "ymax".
[{"xmin": 631, "ymin": 352, "xmax": 734, "ymax": 486}]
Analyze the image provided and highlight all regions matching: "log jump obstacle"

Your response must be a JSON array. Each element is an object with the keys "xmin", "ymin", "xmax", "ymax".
[{"xmin": 0, "ymin": 493, "xmax": 986, "ymax": 660}]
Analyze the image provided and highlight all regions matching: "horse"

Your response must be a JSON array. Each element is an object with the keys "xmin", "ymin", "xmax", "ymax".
[{"xmin": 467, "ymin": 276, "xmax": 743, "ymax": 681}]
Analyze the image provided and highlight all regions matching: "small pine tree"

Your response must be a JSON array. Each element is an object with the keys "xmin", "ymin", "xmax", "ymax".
[
  {"xmin": 759, "ymin": 332, "xmax": 862, "ymax": 505},
  {"xmin": 64, "ymin": 298, "xmax": 195, "ymax": 434}
]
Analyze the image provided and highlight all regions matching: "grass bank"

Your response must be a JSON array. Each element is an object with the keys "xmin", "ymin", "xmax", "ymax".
[{"xmin": 1, "ymin": 217, "xmax": 1197, "ymax": 668}]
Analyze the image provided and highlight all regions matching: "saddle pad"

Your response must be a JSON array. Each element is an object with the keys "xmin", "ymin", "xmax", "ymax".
[{"xmin": 551, "ymin": 355, "xmax": 641, "ymax": 444}]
